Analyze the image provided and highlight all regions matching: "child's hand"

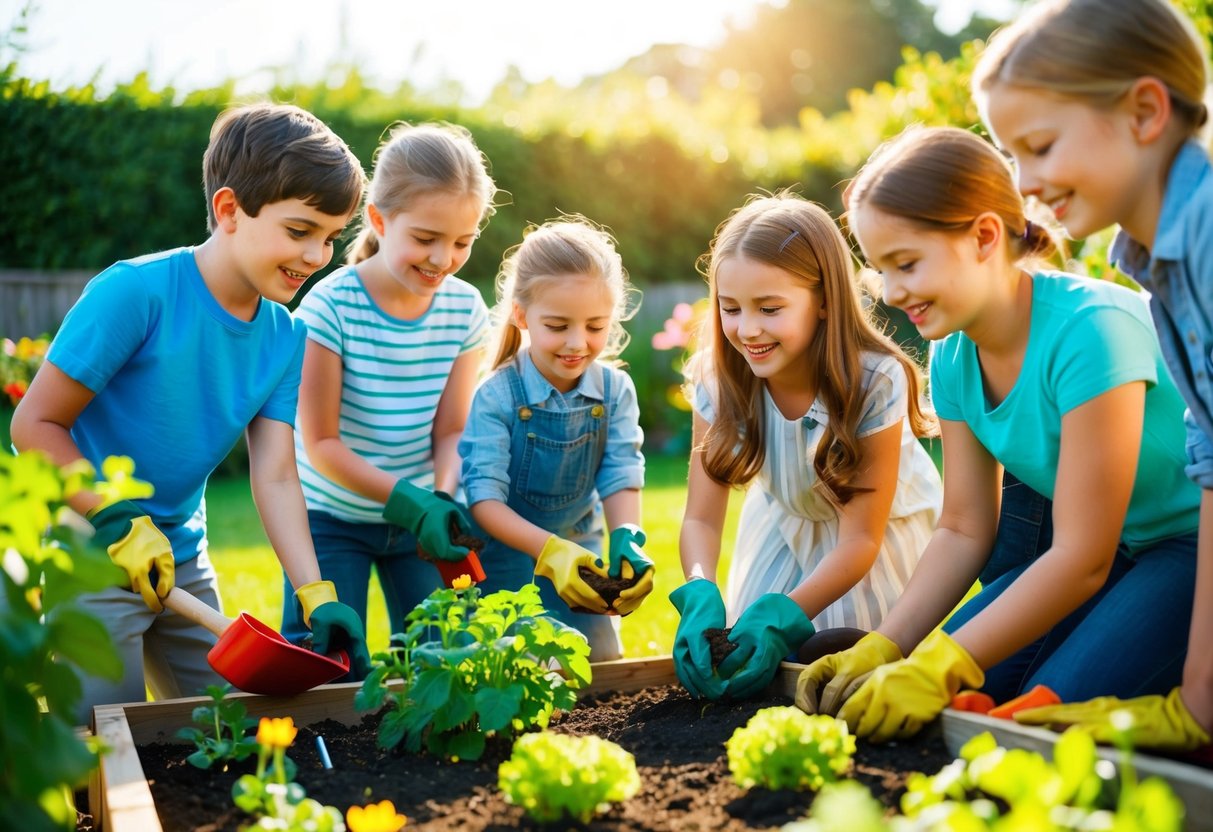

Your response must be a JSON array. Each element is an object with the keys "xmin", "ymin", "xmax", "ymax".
[
  {"xmin": 295, "ymin": 580, "xmax": 372, "ymax": 680},
  {"xmin": 837, "ymin": 630, "xmax": 983, "ymax": 742},
  {"xmin": 88, "ymin": 500, "xmax": 175, "ymax": 612},
  {"xmin": 718, "ymin": 594, "xmax": 815, "ymax": 700},
  {"xmin": 607, "ymin": 525, "xmax": 653, "ymax": 577},
  {"xmin": 383, "ymin": 480, "xmax": 472, "ymax": 562},
  {"xmin": 669, "ymin": 579, "xmax": 727, "ymax": 700},
  {"xmin": 794, "ymin": 631, "xmax": 902, "ymax": 715},
  {"xmin": 535, "ymin": 536, "xmax": 610, "ymax": 614}
]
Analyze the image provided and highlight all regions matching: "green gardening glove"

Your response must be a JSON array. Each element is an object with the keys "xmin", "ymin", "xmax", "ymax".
[
  {"xmin": 607, "ymin": 525, "xmax": 655, "ymax": 615},
  {"xmin": 670, "ymin": 579, "xmax": 727, "ymax": 700},
  {"xmin": 296, "ymin": 580, "xmax": 372, "ymax": 680},
  {"xmin": 87, "ymin": 500, "xmax": 175, "ymax": 613},
  {"xmin": 718, "ymin": 593, "xmax": 816, "ymax": 700},
  {"xmin": 382, "ymin": 480, "xmax": 471, "ymax": 562}
]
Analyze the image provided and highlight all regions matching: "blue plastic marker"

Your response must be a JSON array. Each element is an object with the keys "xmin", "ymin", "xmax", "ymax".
[{"xmin": 316, "ymin": 735, "xmax": 333, "ymax": 770}]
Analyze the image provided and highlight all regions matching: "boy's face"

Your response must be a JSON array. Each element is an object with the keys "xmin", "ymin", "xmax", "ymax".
[{"xmin": 232, "ymin": 197, "xmax": 352, "ymax": 305}]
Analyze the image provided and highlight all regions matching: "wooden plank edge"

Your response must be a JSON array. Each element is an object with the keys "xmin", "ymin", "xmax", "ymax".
[
  {"xmin": 942, "ymin": 708, "xmax": 1213, "ymax": 832},
  {"xmin": 93, "ymin": 703, "xmax": 162, "ymax": 832}
]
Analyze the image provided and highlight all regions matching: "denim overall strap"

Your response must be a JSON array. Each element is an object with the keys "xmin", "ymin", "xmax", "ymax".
[{"xmin": 504, "ymin": 362, "xmax": 609, "ymax": 538}]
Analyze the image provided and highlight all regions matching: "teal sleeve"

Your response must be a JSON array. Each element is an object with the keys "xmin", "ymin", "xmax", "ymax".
[{"xmin": 1052, "ymin": 308, "xmax": 1157, "ymax": 415}]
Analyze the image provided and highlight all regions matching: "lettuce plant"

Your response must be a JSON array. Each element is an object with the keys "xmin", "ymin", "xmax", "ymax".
[
  {"xmin": 726, "ymin": 706, "xmax": 855, "ymax": 791},
  {"xmin": 355, "ymin": 582, "xmax": 592, "ymax": 761},
  {"xmin": 498, "ymin": 731, "xmax": 640, "ymax": 823},
  {"xmin": 782, "ymin": 728, "xmax": 1185, "ymax": 831},
  {"xmin": 176, "ymin": 683, "xmax": 258, "ymax": 770}
]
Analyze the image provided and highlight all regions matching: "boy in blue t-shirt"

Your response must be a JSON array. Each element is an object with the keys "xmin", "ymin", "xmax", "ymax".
[{"xmin": 11, "ymin": 102, "xmax": 372, "ymax": 721}]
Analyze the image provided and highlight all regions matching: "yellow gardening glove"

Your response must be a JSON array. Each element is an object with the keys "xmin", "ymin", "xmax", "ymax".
[
  {"xmin": 795, "ymin": 631, "xmax": 902, "ymax": 716},
  {"xmin": 1014, "ymin": 686, "xmax": 1212, "ymax": 752},
  {"xmin": 838, "ymin": 630, "xmax": 984, "ymax": 743},
  {"xmin": 535, "ymin": 535, "xmax": 610, "ymax": 614},
  {"xmin": 88, "ymin": 502, "xmax": 175, "ymax": 613},
  {"xmin": 612, "ymin": 558, "xmax": 655, "ymax": 615}
]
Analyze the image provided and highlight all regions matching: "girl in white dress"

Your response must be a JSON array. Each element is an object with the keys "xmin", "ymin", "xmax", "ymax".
[{"xmin": 672, "ymin": 192, "xmax": 942, "ymax": 700}]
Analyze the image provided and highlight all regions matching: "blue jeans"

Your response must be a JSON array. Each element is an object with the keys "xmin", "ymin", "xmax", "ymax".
[
  {"xmin": 944, "ymin": 475, "xmax": 1196, "ymax": 702},
  {"xmin": 281, "ymin": 509, "xmax": 443, "ymax": 652}
]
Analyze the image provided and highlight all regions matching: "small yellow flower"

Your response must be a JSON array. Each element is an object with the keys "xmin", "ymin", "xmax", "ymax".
[
  {"xmin": 452, "ymin": 574, "xmax": 473, "ymax": 590},
  {"xmin": 256, "ymin": 716, "xmax": 298, "ymax": 749},
  {"xmin": 347, "ymin": 799, "xmax": 407, "ymax": 832}
]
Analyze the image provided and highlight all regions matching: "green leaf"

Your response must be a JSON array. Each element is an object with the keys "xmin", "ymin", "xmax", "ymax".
[
  {"xmin": 410, "ymin": 667, "xmax": 455, "ymax": 711},
  {"xmin": 476, "ymin": 684, "xmax": 523, "ymax": 734},
  {"xmin": 431, "ymin": 688, "xmax": 476, "ymax": 733},
  {"xmin": 186, "ymin": 749, "xmax": 215, "ymax": 769},
  {"xmin": 444, "ymin": 728, "xmax": 486, "ymax": 762},
  {"xmin": 46, "ymin": 606, "xmax": 123, "ymax": 679}
]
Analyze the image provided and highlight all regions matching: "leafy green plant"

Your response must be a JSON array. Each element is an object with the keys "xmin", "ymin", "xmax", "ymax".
[
  {"xmin": 0, "ymin": 450, "xmax": 141, "ymax": 830},
  {"xmin": 355, "ymin": 582, "xmax": 592, "ymax": 762},
  {"xmin": 725, "ymin": 706, "xmax": 856, "ymax": 792},
  {"xmin": 1, "ymin": 336, "xmax": 48, "ymax": 405},
  {"xmin": 498, "ymin": 730, "xmax": 640, "ymax": 823},
  {"xmin": 783, "ymin": 728, "xmax": 1184, "ymax": 832},
  {"xmin": 175, "ymin": 683, "xmax": 258, "ymax": 770},
  {"xmin": 232, "ymin": 717, "xmax": 344, "ymax": 831}
]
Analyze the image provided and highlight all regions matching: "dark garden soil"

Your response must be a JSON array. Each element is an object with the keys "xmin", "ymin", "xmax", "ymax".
[
  {"xmin": 577, "ymin": 567, "xmax": 639, "ymax": 611},
  {"xmin": 134, "ymin": 684, "xmax": 955, "ymax": 831}
]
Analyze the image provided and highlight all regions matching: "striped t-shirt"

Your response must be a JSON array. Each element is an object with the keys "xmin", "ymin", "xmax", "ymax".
[{"xmin": 294, "ymin": 265, "xmax": 489, "ymax": 522}]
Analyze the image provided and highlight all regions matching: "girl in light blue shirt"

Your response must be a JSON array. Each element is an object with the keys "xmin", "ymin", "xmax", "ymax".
[
  {"xmin": 459, "ymin": 217, "xmax": 653, "ymax": 660},
  {"xmin": 974, "ymin": 0, "xmax": 1213, "ymax": 750}
]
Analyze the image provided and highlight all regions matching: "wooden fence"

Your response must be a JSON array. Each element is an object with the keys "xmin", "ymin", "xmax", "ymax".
[{"xmin": 1, "ymin": 270, "xmax": 94, "ymax": 339}]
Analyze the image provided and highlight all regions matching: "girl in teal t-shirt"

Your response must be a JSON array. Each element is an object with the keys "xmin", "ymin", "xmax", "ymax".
[{"xmin": 793, "ymin": 126, "xmax": 1200, "ymax": 743}]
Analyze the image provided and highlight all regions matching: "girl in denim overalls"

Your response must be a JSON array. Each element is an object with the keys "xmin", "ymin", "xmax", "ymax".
[{"xmin": 459, "ymin": 217, "xmax": 655, "ymax": 660}]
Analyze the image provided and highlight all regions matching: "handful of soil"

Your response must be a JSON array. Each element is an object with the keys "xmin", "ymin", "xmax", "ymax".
[
  {"xmin": 705, "ymin": 627, "xmax": 738, "ymax": 669},
  {"xmin": 571, "ymin": 565, "xmax": 641, "ymax": 613},
  {"xmin": 448, "ymin": 515, "xmax": 485, "ymax": 552},
  {"xmin": 795, "ymin": 627, "xmax": 868, "ymax": 665}
]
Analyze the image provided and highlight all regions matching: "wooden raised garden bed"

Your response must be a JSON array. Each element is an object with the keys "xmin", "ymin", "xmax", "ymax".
[{"xmin": 91, "ymin": 656, "xmax": 1213, "ymax": 831}]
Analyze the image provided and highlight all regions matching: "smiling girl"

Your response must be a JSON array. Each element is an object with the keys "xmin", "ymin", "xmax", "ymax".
[
  {"xmin": 280, "ymin": 122, "xmax": 497, "ymax": 653},
  {"xmin": 671, "ymin": 192, "xmax": 942, "ymax": 701},
  {"xmin": 458, "ymin": 217, "xmax": 654, "ymax": 660},
  {"xmin": 796, "ymin": 126, "xmax": 1201, "ymax": 743}
]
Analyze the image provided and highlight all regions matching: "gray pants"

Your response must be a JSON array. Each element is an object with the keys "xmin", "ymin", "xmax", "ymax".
[{"xmin": 74, "ymin": 551, "xmax": 224, "ymax": 725}]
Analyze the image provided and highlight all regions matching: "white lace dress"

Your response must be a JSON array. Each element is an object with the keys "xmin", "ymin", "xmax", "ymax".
[{"xmin": 694, "ymin": 352, "xmax": 942, "ymax": 630}]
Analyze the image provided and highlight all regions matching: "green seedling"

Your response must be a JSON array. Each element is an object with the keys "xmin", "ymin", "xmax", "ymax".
[
  {"xmin": 726, "ymin": 706, "xmax": 856, "ymax": 792},
  {"xmin": 355, "ymin": 582, "xmax": 591, "ymax": 762},
  {"xmin": 176, "ymin": 683, "xmax": 258, "ymax": 770},
  {"xmin": 498, "ymin": 731, "xmax": 640, "ymax": 823}
]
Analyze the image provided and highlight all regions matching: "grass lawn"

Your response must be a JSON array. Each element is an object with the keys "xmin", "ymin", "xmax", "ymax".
[{"xmin": 206, "ymin": 453, "xmax": 739, "ymax": 657}]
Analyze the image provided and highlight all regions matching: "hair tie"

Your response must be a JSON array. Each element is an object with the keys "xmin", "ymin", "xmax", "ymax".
[
  {"xmin": 779, "ymin": 229, "xmax": 800, "ymax": 252},
  {"xmin": 1021, "ymin": 220, "xmax": 1033, "ymax": 242}
]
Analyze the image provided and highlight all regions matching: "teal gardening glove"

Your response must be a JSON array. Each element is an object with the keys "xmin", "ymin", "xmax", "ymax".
[
  {"xmin": 718, "ymin": 593, "xmax": 816, "ymax": 699},
  {"xmin": 607, "ymin": 524, "xmax": 656, "ymax": 615},
  {"xmin": 383, "ymin": 480, "xmax": 472, "ymax": 562},
  {"xmin": 670, "ymin": 579, "xmax": 728, "ymax": 700},
  {"xmin": 88, "ymin": 500, "xmax": 175, "ymax": 613},
  {"xmin": 296, "ymin": 580, "xmax": 372, "ymax": 680}
]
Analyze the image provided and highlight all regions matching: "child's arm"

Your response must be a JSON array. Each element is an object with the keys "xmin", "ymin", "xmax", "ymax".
[
  {"xmin": 1185, "ymin": 490, "xmax": 1213, "ymax": 730},
  {"xmin": 11, "ymin": 362, "xmax": 105, "ymax": 516},
  {"xmin": 245, "ymin": 414, "xmax": 322, "ymax": 589},
  {"xmin": 246, "ymin": 414, "xmax": 370, "ymax": 675},
  {"xmin": 430, "ymin": 347, "xmax": 483, "ymax": 495},
  {"xmin": 679, "ymin": 412, "xmax": 730, "ymax": 581},
  {"xmin": 297, "ymin": 341, "xmax": 395, "ymax": 504},
  {"xmin": 876, "ymin": 417, "xmax": 1003, "ymax": 653},
  {"xmin": 947, "ymin": 382, "xmax": 1144, "ymax": 668},
  {"xmin": 785, "ymin": 422, "xmax": 901, "ymax": 618}
]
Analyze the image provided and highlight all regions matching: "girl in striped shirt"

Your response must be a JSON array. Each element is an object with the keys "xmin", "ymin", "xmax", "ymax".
[{"xmin": 281, "ymin": 122, "xmax": 496, "ymax": 649}]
